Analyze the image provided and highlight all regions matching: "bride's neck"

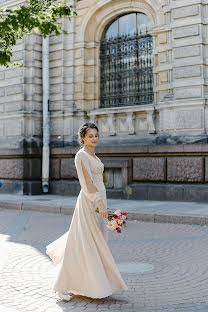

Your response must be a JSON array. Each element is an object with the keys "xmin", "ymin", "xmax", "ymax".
[{"xmin": 83, "ymin": 145, "xmax": 95, "ymax": 154}]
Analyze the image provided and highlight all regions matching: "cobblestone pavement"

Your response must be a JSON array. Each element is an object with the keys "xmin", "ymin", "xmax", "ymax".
[{"xmin": 0, "ymin": 208, "xmax": 208, "ymax": 312}]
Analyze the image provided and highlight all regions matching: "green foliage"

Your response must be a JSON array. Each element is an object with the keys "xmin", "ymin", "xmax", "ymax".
[{"xmin": 0, "ymin": 0, "xmax": 77, "ymax": 67}]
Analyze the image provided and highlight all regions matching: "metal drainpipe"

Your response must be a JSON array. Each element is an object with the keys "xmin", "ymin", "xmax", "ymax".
[
  {"xmin": 42, "ymin": 36, "xmax": 50, "ymax": 193},
  {"xmin": 72, "ymin": 2, "xmax": 76, "ymax": 143}
]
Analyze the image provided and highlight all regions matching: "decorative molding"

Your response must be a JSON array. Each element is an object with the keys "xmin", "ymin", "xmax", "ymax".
[
  {"xmin": 87, "ymin": 104, "xmax": 156, "ymax": 116},
  {"xmin": 89, "ymin": 115, "xmax": 97, "ymax": 124},
  {"xmin": 107, "ymin": 113, "xmax": 116, "ymax": 136},
  {"xmin": 126, "ymin": 112, "xmax": 135, "ymax": 135},
  {"xmin": 80, "ymin": 0, "xmax": 165, "ymax": 43},
  {"xmin": 147, "ymin": 110, "xmax": 156, "ymax": 134}
]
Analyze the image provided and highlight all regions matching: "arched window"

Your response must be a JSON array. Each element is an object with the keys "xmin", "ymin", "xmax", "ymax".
[{"xmin": 100, "ymin": 13, "xmax": 153, "ymax": 108}]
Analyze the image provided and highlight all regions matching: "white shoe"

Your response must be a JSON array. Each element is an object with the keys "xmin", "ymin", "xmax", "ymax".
[{"xmin": 58, "ymin": 291, "xmax": 72, "ymax": 301}]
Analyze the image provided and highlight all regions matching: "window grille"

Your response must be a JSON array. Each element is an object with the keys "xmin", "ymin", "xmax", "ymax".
[{"xmin": 100, "ymin": 13, "xmax": 154, "ymax": 108}]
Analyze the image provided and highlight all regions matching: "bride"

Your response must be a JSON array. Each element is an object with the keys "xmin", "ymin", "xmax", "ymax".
[{"xmin": 46, "ymin": 122, "xmax": 128, "ymax": 301}]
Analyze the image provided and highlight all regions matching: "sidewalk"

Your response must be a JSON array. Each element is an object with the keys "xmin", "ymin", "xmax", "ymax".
[
  {"xmin": 1, "ymin": 199, "xmax": 208, "ymax": 311},
  {"xmin": 0, "ymin": 193, "xmax": 208, "ymax": 225}
]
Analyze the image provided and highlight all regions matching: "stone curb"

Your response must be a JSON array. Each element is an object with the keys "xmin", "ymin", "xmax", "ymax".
[
  {"xmin": 0, "ymin": 201, "xmax": 22, "ymax": 210},
  {"xmin": 128, "ymin": 212, "xmax": 208, "ymax": 225},
  {"xmin": 0, "ymin": 199, "xmax": 208, "ymax": 226}
]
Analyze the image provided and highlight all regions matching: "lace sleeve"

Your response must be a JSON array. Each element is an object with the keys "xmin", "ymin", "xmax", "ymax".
[{"xmin": 74, "ymin": 152, "xmax": 103, "ymax": 203}]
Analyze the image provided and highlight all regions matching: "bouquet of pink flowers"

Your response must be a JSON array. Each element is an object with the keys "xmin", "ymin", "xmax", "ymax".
[{"xmin": 95, "ymin": 208, "xmax": 128, "ymax": 233}]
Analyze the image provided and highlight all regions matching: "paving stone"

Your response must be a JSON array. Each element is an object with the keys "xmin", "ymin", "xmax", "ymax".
[{"xmin": 0, "ymin": 208, "xmax": 208, "ymax": 312}]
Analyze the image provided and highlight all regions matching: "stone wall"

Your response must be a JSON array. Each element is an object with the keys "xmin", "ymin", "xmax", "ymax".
[
  {"xmin": 58, "ymin": 0, "xmax": 208, "ymax": 146},
  {"xmin": 158, "ymin": 0, "xmax": 208, "ymax": 141},
  {"xmin": 0, "ymin": 0, "xmax": 43, "ymax": 194},
  {"xmin": 0, "ymin": 31, "xmax": 43, "ymax": 149},
  {"xmin": 2, "ymin": 0, "xmax": 207, "ymax": 148},
  {"xmin": 47, "ymin": 144, "xmax": 208, "ymax": 202},
  {"xmin": 1, "ymin": 143, "xmax": 208, "ymax": 201},
  {"xmin": 0, "ymin": 148, "xmax": 42, "ymax": 195}
]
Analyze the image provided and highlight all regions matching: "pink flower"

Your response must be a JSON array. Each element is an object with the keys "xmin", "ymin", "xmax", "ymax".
[
  {"xmin": 114, "ymin": 209, "xmax": 122, "ymax": 216},
  {"xmin": 95, "ymin": 207, "xmax": 128, "ymax": 233},
  {"xmin": 109, "ymin": 222, "xmax": 117, "ymax": 230},
  {"xmin": 118, "ymin": 219, "xmax": 123, "ymax": 225},
  {"xmin": 107, "ymin": 224, "xmax": 114, "ymax": 230}
]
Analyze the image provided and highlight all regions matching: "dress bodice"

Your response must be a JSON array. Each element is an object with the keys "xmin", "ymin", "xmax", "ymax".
[
  {"xmin": 80, "ymin": 148, "xmax": 104, "ymax": 182},
  {"xmin": 74, "ymin": 148, "xmax": 106, "ymax": 204}
]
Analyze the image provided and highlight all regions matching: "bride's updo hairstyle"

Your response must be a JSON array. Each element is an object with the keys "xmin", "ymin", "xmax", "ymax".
[{"xmin": 78, "ymin": 122, "xmax": 99, "ymax": 145}]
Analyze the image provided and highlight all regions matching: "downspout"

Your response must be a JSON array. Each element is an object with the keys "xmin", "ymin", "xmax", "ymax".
[
  {"xmin": 42, "ymin": 36, "xmax": 50, "ymax": 193},
  {"xmin": 71, "ymin": 1, "xmax": 76, "ymax": 145}
]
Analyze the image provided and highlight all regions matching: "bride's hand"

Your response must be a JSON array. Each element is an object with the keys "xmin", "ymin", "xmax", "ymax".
[
  {"xmin": 97, "ymin": 200, "xmax": 108, "ymax": 219},
  {"xmin": 100, "ymin": 210, "xmax": 108, "ymax": 219}
]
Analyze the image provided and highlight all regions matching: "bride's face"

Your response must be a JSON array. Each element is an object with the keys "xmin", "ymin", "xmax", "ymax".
[{"xmin": 83, "ymin": 128, "xmax": 99, "ymax": 147}]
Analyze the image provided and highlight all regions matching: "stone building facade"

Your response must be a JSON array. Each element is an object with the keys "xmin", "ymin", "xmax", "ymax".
[{"xmin": 1, "ymin": 0, "xmax": 208, "ymax": 201}]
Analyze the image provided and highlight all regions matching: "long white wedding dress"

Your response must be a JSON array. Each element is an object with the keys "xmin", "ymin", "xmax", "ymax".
[{"xmin": 46, "ymin": 147, "xmax": 128, "ymax": 298}]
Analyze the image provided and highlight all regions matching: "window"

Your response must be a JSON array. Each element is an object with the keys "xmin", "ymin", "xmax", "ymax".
[{"xmin": 100, "ymin": 13, "xmax": 153, "ymax": 108}]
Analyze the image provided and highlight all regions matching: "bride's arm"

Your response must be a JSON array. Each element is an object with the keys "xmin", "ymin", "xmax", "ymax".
[
  {"xmin": 80, "ymin": 159, "xmax": 108, "ymax": 218},
  {"xmin": 80, "ymin": 159, "xmax": 98, "ymax": 193},
  {"xmin": 75, "ymin": 152, "xmax": 108, "ymax": 218}
]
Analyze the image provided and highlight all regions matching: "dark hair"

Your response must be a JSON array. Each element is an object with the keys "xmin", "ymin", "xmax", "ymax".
[{"xmin": 78, "ymin": 122, "xmax": 99, "ymax": 145}]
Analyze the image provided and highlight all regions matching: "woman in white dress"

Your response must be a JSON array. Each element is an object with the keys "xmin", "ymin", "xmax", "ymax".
[{"xmin": 46, "ymin": 122, "xmax": 128, "ymax": 301}]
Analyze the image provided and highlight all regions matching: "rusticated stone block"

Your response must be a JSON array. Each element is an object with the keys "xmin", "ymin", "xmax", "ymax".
[
  {"xmin": 5, "ymin": 119, "xmax": 22, "ymax": 136},
  {"xmin": 133, "ymin": 157, "xmax": 166, "ymax": 181},
  {"xmin": 0, "ymin": 159, "xmax": 24, "ymax": 179},
  {"xmin": 173, "ymin": 25, "xmax": 199, "ymax": 39},
  {"xmin": 61, "ymin": 158, "xmax": 77, "ymax": 179},
  {"xmin": 174, "ymin": 65, "xmax": 201, "ymax": 79},
  {"xmin": 167, "ymin": 157, "xmax": 203, "ymax": 182},
  {"xmin": 173, "ymin": 5, "xmax": 199, "ymax": 19},
  {"xmin": 0, "ymin": 122, "xmax": 3, "ymax": 136},
  {"xmin": 6, "ymin": 85, "xmax": 23, "ymax": 96},
  {"xmin": 158, "ymin": 33, "xmax": 167, "ymax": 44},
  {"xmin": 0, "ymin": 158, "xmax": 41, "ymax": 180},
  {"xmin": 0, "ymin": 72, "xmax": 4, "ymax": 80},
  {"xmin": 175, "ymin": 109, "xmax": 202, "ymax": 129},
  {"xmin": 0, "ymin": 88, "xmax": 4, "ymax": 97},
  {"xmin": 159, "ymin": 72, "xmax": 168, "ymax": 83},
  {"xmin": 174, "ymin": 45, "xmax": 200, "ymax": 59},
  {"xmin": 5, "ymin": 67, "xmax": 23, "ymax": 79},
  {"xmin": 175, "ymin": 87, "xmax": 202, "ymax": 99},
  {"xmin": 159, "ymin": 52, "xmax": 167, "ymax": 63}
]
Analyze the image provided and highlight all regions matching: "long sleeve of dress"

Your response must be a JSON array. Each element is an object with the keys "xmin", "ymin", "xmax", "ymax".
[{"xmin": 75, "ymin": 151, "xmax": 103, "ymax": 204}]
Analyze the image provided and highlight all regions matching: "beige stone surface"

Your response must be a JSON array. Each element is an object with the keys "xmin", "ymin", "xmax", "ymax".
[{"xmin": 0, "ymin": 0, "xmax": 207, "ymax": 155}]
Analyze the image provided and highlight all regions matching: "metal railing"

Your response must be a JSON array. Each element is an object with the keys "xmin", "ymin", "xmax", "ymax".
[{"xmin": 100, "ymin": 31, "xmax": 154, "ymax": 108}]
